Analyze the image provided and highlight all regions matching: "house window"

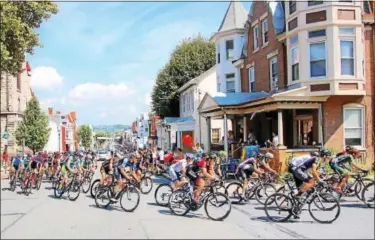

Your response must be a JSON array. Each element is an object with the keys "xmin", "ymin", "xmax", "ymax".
[
  {"xmin": 248, "ymin": 66, "xmax": 255, "ymax": 92},
  {"xmin": 262, "ymin": 19, "xmax": 268, "ymax": 45},
  {"xmin": 344, "ymin": 107, "xmax": 364, "ymax": 146},
  {"xmin": 308, "ymin": 0, "xmax": 323, "ymax": 7},
  {"xmin": 289, "ymin": 0, "xmax": 297, "ymax": 14},
  {"xmin": 308, "ymin": 29, "xmax": 326, "ymax": 38},
  {"xmin": 226, "ymin": 40, "xmax": 234, "ymax": 60},
  {"xmin": 291, "ymin": 47, "xmax": 299, "ymax": 81},
  {"xmin": 290, "ymin": 35, "xmax": 298, "ymax": 45},
  {"xmin": 217, "ymin": 44, "xmax": 220, "ymax": 64},
  {"xmin": 212, "ymin": 128, "xmax": 220, "ymax": 143},
  {"xmin": 253, "ymin": 25, "xmax": 259, "ymax": 50},
  {"xmin": 339, "ymin": 27, "xmax": 355, "ymax": 35},
  {"xmin": 310, "ymin": 42, "xmax": 326, "ymax": 78},
  {"xmin": 17, "ymin": 73, "xmax": 21, "ymax": 91},
  {"xmin": 190, "ymin": 90, "xmax": 194, "ymax": 110},
  {"xmin": 225, "ymin": 73, "xmax": 235, "ymax": 93},
  {"xmin": 340, "ymin": 40, "xmax": 354, "ymax": 76},
  {"xmin": 269, "ymin": 57, "xmax": 278, "ymax": 90}
]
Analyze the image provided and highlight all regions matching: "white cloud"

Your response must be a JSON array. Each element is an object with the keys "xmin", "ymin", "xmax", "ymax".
[
  {"xmin": 129, "ymin": 104, "xmax": 137, "ymax": 114},
  {"xmin": 68, "ymin": 82, "xmax": 132, "ymax": 101},
  {"xmin": 39, "ymin": 98, "xmax": 58, "ymax": 110},
  {"xmin": 31, "ymin": 66, "xmax": 64, "ymax": 90},
  {"xmin": 144, "ymin": 93, "xmax": 152, "ymax": 106}
]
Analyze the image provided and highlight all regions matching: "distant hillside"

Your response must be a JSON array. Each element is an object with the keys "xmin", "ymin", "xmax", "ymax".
[{"xmin": 92, "ymin": 124, "xmax": 131, "ymax": 133}]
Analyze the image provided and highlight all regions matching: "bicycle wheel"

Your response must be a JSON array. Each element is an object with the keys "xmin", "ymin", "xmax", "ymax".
[
  {"xmin": 204, "ymin": 192, "xmax": 231, "ymax": 221},
  {"xmin": 54, "ymin": 182, "xmax": 64, "ymax": 198},
  {"xmin": 168, "ymin": 190, "xmax": 191, "ymax": 216},
  {"xmin": 355, "ymin": 178, "xmax": 374, "ymax": 201},
  {"xmin": 255, "ymin": 183, "xmax": 277, "ymax": 205},
  {"xmin": 319, "ymin": 186, "xmax": 342, "ymax": 203},
  {"xmin": 90, "ymin": 179, "xmax": 100, "ymax": 198},
  {"xmin": 120, "ymin": 186, "xmax": 140, "ymax": 212},
  {"xmin": 264, "ymin": 193, "xmax": 293, "ymax": 222},
  {"xmin": 81, "ymin": 177, "xmax": 91, "ymax": 194},
  {"xmin": 140, "ymin": 177, "xmax": 153, "ymax": 194},
  {"xmin": 308, "ymin": 193, "xmax": 340, "ymax": 224},
  {"xmin": 68, "ymin": 181, "xmax": 81, "ymax": 201},
  {"xmin": 154, "ymin": 183, "xmax": 173, "ymax": 206},
  {"xmin": 95, "ymin": 186, "xmax": 111, "ymax": 209},
  {"xmin": 362, "ymin": 182, "xmax": 375, "ymax": 208},
  {"xmin": 225, "ymin": 182, "xmax": 243, "ymax": 204}
]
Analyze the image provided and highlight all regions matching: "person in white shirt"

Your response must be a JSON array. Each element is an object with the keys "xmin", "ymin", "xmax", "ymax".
[
  {"xmin": 168, "ymin": 156, "xmax": 188, "ymax": 190},
  {"xmin": 268, "ymin": 132, "xmax": 279, "ymax": 149}
]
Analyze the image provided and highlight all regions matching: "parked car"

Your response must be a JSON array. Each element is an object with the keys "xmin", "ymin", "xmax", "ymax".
[{"xmin": 97, "ymin": 150, "xmax": 110, "ymax": 161}]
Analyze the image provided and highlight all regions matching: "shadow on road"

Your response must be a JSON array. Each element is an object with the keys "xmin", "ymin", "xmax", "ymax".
[
  {"xmin": 2, "ymin": 187, "xmax": 11, "ymax": 191},
  {"xmin": 250, "ymin": 216, "xmax": 315, "ymax": 224},
  {"xmin": 88, "ymin": 204, "xmax": 124, "ymax": 212},
  {"xmin": 340, "ymin": 203, "xmax": 370, "ymax": 209},
  {"xmin": 152, "ymin": 177, "xmax": 169, "ymax": 185},
  {"xmin": 47, "ymin": 194, "xmax": 67, "ymax": 200},
  {"xmin": 157, "ymin": 209, "xmax": 208, "ymax": 221}
]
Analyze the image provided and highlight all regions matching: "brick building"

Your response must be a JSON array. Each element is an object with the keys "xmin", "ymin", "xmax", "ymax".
[
  {"xmin": 1, "ymin": 62, "xmax": 33, "ymax": 155},
  {"xmin": 199, "ymin": 1, "xmax": 374, "ymax": 171}
]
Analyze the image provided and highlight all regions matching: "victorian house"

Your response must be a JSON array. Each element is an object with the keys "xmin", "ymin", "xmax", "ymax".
[{"xmin": 199, "ymin": 0, "xmax": 374, "ymax": 172}]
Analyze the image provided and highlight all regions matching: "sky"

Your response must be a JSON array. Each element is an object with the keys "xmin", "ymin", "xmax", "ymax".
[{"xmin": 29, "ymin": 0, "xmax": 251, "ymax": 126}]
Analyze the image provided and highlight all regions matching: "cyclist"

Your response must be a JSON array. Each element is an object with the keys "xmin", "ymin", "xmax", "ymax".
[
  {"xmin": 257, "ymin": 152, "xmax": 278, "ymax": 176},
  {"xmin": 112, "ymin": 154, "xmax": 135, "ymax": 202},
  {"xmin": 187, "ymin": 154, "xmax": 216, "ymax": 202},
  {"xmin": 288, "ymin": 149, "xmax": 331, "ymax": 197},
  {"xmin": 329, "ymin": 146, "xmax": 369, "ymax": 194},
  {"xmin": 100, "ymin": 154, "xmax": 114, "ymax": 186},
  {"xmin": 235, "ymin": 154, "xmax": 264, "ymax": 200},
  {"xmin": 10, "ymin": 155, "xmax": 23, "ymax": 183},
  {"xmin": 58, "ymin": 153, "xmax": 77, "ymax": 191},
  {"xmin": 168, "ymin": 155, "xmax": 189, "ymax": 191}
]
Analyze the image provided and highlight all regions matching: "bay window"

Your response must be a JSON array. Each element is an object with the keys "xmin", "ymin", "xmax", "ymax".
[
  {"xmin": 226, "ymin": 40, "xmax": 234, "ymax": 60},
  {"xmin": 340, "ymin": 40, "xmax": 354, "ymax": 76},
  {"xmin": 291, "ymin": 47, "xmax": 299, "ymax": 81},
  {"xmin": 310, "ymin": 42, "xmax": 326, "ymax": 78}
]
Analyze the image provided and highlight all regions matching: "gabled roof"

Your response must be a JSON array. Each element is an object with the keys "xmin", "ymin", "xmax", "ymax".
[
  {"xmin": 177, "ymin": 66, "xmax": 216, "ymax": 93},
  {"xmin": 217, "ymin": 1, "xmax": 248, "ymax": 33}
]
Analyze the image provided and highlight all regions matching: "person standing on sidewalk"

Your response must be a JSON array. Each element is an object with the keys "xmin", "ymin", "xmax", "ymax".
[{"xmin": 2, "ymin": 151, "xmax": 9, "ymax": 172}]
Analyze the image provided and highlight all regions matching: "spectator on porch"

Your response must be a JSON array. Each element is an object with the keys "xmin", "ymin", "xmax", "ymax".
[
  {"xmin": 248, "ymin": 129, "xmax": 256, "ymax": 144},
  {"xmin": 228, "ymin": 131, "xmax": 234, "ymax": 145},
  {"xmin": 267, "ymin": 132, "xmax": 279, "ymax": 150}
]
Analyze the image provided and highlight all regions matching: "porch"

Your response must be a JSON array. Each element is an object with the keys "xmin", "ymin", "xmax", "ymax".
[{"xmin": 198, "ymin": 88, "xmax": 328, "ymax": 173}]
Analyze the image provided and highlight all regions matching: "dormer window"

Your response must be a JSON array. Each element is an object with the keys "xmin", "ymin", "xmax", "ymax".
[{"xmin": 226, "ymin": 40, "xmax": 234, "ymax": 60}]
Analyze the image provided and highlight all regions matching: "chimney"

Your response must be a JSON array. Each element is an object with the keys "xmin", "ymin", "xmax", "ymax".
[{"xmin": 48, "ymin": 107, "xmax": 53, "ymax": 116}]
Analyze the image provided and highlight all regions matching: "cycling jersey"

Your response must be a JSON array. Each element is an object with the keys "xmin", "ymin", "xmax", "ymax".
[
  {"xmin": 171, "ymin": 159, "xmax": 187, "ymax": 172},
  {"xmin": 12, "ymin": 157, "xmax": 22, "ymax": 167},
  {"xmin": 331, "ymin": 154, "xmax": 353, "ymax": 165},
  {"xmin": 117, "ymin": 158, "xmax": 135, "ymax": 170},
  {"xmin": 289, "ymin": 155, "xmax": 319, "ymax": 171},
  {"xmin": 238, "ymin": 158, "xmax": 256, "ymax": 170}
]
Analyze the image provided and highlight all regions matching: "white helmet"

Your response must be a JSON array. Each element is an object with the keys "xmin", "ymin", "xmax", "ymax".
[{"xmin": 265, "ymin": 152, "xmax": 274, "ymax": 159}]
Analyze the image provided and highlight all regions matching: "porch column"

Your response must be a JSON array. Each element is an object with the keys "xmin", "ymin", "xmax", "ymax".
[
  {"xmin": 318, "ymin": 103, "xmax": 323, "ymax": 145},
  {"xmin": 224, "ymin": 114, "xmax": 229, "ymax": 161},
  {"xmin": 206, "ymin": 117, "xmax": 211, "ymax": 152},
  {"xmin": 277, "ymin": 110, "xmax": 284, "ymax": 147},
  {"xmin": 243, "ymin": 116, "xmax": 247, "ymax": 143},
  {"xmin": 292, "ymin": 109, "xmax": 297, "ymax": 147}
]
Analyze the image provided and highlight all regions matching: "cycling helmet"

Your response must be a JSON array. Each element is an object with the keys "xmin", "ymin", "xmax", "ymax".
[
  {"xmin": 319, "ymin": 149, "xmax": 331, "ymax": 157},
  {"xmin": 264, "ymin": 152, "xmax": 274, "ymax": 159},
  {"xmin": 310, "ymin": 151, "xmax": 320, "ymax": 157}
]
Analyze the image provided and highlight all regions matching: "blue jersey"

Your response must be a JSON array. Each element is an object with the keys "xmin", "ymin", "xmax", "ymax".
[
  {"xmin": 117, "ymin": 158, "xmax": 135, "ymax": 170},
  {"xmin": 12, "ymin": 157, "xmax": 23, "ymax": 166}
]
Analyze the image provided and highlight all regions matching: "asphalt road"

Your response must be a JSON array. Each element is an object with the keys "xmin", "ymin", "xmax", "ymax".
[{"xmin": 1, "ymin": 170, "xmax": 374, "ymax": 239}]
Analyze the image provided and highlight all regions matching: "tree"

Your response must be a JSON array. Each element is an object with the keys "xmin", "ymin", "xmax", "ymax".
[
  {"xmin": 0, "ymin": 1, "xmax": 58, "ymax": 75},
  {"xmin": 151, "ymin": 35, "xmax": 215, "ymax": 117},
  {"xmin": 15, "ymin": 97, "xmax": 50, "ymax": 153},
  {"xmin": 78, "ymin": 125, "xmax": 92, "ymax": 150},
  {"xmin": 95, "ymin": 131, "xmax": 108, "ymax": 148}
]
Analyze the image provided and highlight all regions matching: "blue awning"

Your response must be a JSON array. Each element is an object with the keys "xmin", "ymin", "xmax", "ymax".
[
  {"xmin": 213, "ymin": 92, "xmax": 270, "ymax": 106},
  {"xmin": 164, "ymin": 116, "xmax": 194, "ymax": 124}
]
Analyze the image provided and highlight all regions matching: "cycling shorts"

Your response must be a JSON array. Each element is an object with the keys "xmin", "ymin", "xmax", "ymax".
[
  {"xmin": 329, "ymin": 162, "xmax": 347, "ymax": 175},
  {"xmin": 240, "ymin": 167, "xmax": 254, "ymax": 179},
  {"xmin": 30, "ymin": 161, "xmax": 39, "ymax": 170},
  {"xmin": 289, "ymin": 166, "xmax": 311, "ymax": 188},
  {"xmin": 168, "ymin": 167, "xmax": 184, "ymax": 183},
  {"xmin": 13, "ymin": 164, "xmax": 19, "ymax": 171}
]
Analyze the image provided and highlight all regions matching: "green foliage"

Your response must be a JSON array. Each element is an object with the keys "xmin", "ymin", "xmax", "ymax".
[
  {"xmin": 151, "ymin": 35, "xmax": 215, "ymax": 117},
  {"xmin": 94, "ymin": 131, "xmax": 108, "ymax": 147},
  {"xmin": 0, "ymin": 1, "xmax": 58, "ymax": 75},
  {"xmin": 15, "ymin": 97, "xmax": 50, "ymax": 153},
  {"xmin": 78, "ymin": 125, "xmax": 92, "ymax": 149}
]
